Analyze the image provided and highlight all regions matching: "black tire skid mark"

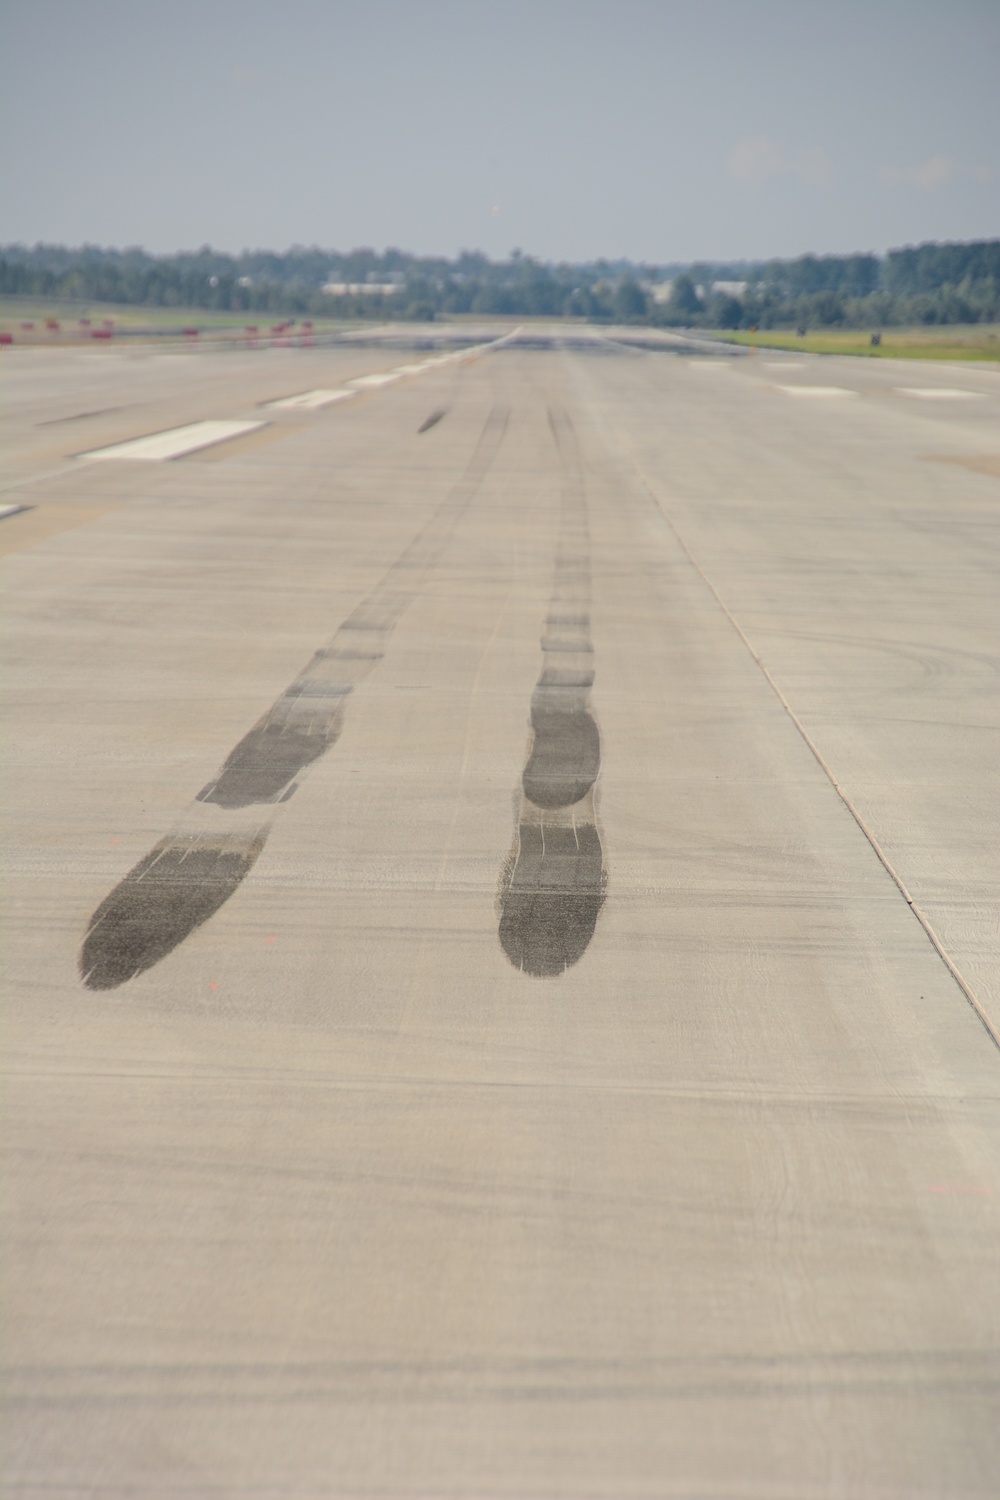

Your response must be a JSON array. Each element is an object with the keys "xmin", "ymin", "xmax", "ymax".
[
  {"xmin": 80, "ymin": 832, "xmax": 266, "ymax": 991},
  {"xmin": 80, "ymin": 403, "xmax": 509, "ymax": 990},
  {"xmin": 37, "ymin": 407, "xmax": 125, "ymax": 427},
  {"xmin": 498, "ymin": 814, "xmax": 605, "ymax": 978},
  {"xmin": 418, "ymin": 407, "xmax": 448, "ymax": 434},
  {"xmin": 498, "ymin": 407, "xmax": 606, "ymax": 977}
]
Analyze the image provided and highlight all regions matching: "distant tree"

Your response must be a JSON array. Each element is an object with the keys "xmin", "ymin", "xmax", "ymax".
[
  {"xmin": 706, "ymin": 292, "xmax": 744, "ymax": 329},
  {"xmin": 3, "ymin": 237, "xmax": 996, "ymax": 327},
  {"xmin": 664, "ymin": 274, "xmax": 702, "ymax": 321},
  {"xmin": 403, "ymin": 300, "xmax": 436, "ymax": 322},
  {"xmin": 613, "ymin": 278, "xmax": 649, "ymax": 322}
]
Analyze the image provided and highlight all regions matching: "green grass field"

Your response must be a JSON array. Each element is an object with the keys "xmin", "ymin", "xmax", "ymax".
[{"xmin": 709, "ymin": 325, "xmax": 1000, "ymax": 361}]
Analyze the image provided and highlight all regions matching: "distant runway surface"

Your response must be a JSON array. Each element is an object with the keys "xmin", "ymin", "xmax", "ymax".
[{"xmin": 3, "ymin": 328, "xmax": 999, "ymax": 1497}]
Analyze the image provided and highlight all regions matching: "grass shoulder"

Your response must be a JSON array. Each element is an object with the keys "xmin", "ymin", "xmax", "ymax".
[{"xmin": 706, "ymin": 325, "xmax": 1000, "ymax": 361}]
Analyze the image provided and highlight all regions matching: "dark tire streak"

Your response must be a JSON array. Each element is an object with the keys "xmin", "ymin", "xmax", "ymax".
[
  {"xmin": 80, "ymin": 400, "xmax": 509, "ymax": 990},
  {"xmin": 498, "ymin": 406, "xmax": 606, "ymax": 977},
  {"xmin": 418, "ymin": 407, "xmax": 448, "ymax": 433},
  {"xmin": 197, "ymin": 689, "xmax": 349, "ymax": 809},
  {"xmin": 522, "ymin": 701, "xmax": 600, "ymax": 809},
  {"xmin": 80, "ymin": 834, "xmax": 266, "ymax": 991},
  {"xmin": 498, "ymin": 824, "xmax": 605, "ymax": 977}
]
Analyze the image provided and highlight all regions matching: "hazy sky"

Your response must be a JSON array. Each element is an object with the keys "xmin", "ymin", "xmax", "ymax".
[{"xmin": 2, "ymin": 0, "xmax": 997, "ymax": 263}]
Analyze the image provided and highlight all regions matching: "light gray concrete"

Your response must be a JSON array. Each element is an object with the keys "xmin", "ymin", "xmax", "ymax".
[{"xmin": 3, "ymin": 332, "xmax": 999, "ymax": 1498}]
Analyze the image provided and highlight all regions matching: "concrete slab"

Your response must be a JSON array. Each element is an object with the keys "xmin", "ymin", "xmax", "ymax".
[{"xmin": 2, "ymin": 335, "xmax": 998, "ymax": 1498}]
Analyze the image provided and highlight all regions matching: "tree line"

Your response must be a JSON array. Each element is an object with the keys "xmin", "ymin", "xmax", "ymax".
[{"xmin": 1, "ymin": 240, "xmax": 997, "ymax": 328}]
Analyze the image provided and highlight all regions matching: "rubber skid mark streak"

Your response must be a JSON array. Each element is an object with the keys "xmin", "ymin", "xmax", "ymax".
[
  {"xmin": 196, "ymin": 681, "xmax": 350, "ymax": 809},
  {"xmin": 499, "ymin": 818, "xmax": 605, "ymax": 977},
  {"xmin": 497, "ymin": 408, "xmax": 605, "ymax": 977},
  {"xmin": 418, "ymin": 407, "xmax": 448, "ymax": 434},
  {"xmin": 80, "ymin": 833, "xmax": 265, "ymax": 991},
  {"xmin": 79, "ymin": 403, "xmax": 510, "ymax": 990}
]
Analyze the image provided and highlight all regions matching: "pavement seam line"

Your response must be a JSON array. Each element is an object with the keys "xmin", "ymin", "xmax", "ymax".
[{"xmin": 623, "ymin": 451, "xmax": 1000, "ymax": 1055}]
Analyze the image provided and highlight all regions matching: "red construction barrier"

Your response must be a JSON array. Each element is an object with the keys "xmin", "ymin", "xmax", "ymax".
[
  {"xmin": 0, "ymin": 333, "xmax": 13, "ymax": 346},
  {"xmin": 45, "ymin": 319, "xmax": 60, "ymax": 331},
  {"xmin": 79, "ymin": 318, "xmax": 91, "ymax": 326},
  {"xmin": 182, "ymin": 328, "xmax": 199, "ymax": 338},
  {"xmin": 20, "ymin": 322, "xmax": 34, "ymax": 330},
  {"xmin": 91, "ymin": 328, "xmax": 112, "ymax": 340}
]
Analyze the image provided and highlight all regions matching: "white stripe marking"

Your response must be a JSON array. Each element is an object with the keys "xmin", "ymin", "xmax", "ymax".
[
  {"xmin": 762, "ymin": 360, "xmax": 807, "ymax": 368},
  {"xmin": 81, "ymin": 420, "xmax": 266, "ymax": 461},
  {"xmin": 0, "ymin": 503, "xmax": 29, "ymax": 519},
  {"xmin": 896, "ymin": 387, "xmax": 985, "ymax": 400},
  {"xmin": 776, "ymin": 385, "xmax": 857, "ymax": 398},
  {"xmin": 347, "ymin": 372, "xmax": 402, "ymax": 389},
  {"xmin": 266, "ymin": 388, "xmax": 356, "ymax": 410}
]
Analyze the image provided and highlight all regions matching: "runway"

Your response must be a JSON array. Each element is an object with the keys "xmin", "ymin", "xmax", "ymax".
[{"xmin": 3, "ymin": 328, "xmax": 999, "ymax": 1497}]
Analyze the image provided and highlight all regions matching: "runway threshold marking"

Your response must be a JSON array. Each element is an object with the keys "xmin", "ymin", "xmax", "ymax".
[
  {"xmin": 261, "ymin": 333, "xmax": 516, "ymax": 412},
  {"xmin": 264, "ymin": 389, "xmax": 357, "ymax": 410},
  {"xmin": 79, "ymin": 420, "xmax": 267, "ymax": 462},
  {"xmin": 347, "ymin": 371, "xmax": 404, "ymax": 389}
]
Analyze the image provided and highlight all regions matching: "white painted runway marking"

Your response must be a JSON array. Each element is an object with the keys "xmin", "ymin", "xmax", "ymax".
[
  {"xmin": 776, "ymin": 385, "xmax": 857, "ymax": 398},
  {"xmin": 348, "ymin": 372, "xmax": 403, "ymax": 389},
  {"xmin": 763, "ymin": 360, "xmax": 807, "ymax": 369},
  {"xmin": 265, "ymin": 389, "xmax": 356, "ymax": 410},
  {"xmin": 0, "ymin": 503, "xmax": 30, "ymax": 519},
  {"xmin": 81, "ymin": 420, "xmax": 266, "ymax": 461},
  {"xmin": 896, "ymin": 387, "xmax": 985, "ymax": 400}
]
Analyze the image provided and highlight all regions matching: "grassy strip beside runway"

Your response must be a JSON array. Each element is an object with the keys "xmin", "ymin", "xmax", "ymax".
[{"xmin": 711, "ymin": 323, "xmax": 1000, "ymax": 361}]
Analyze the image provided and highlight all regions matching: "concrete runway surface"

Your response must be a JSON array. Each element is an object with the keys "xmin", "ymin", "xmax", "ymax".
[{"xmin": 3, "ymin": 328, "xmax": 999, "ymax": 1497}]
